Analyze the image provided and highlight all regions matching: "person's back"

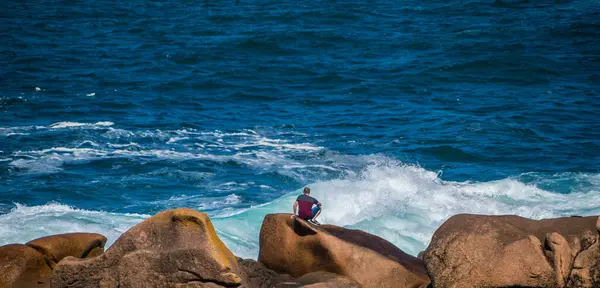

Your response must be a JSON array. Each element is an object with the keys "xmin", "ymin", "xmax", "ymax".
[
  {"xmin": 296, "ymin": 193, "xmax": 317, "ymax": 219},
  {"xmin": 292, "ymin": 187, "xmax": 322, "ymax": 224}
]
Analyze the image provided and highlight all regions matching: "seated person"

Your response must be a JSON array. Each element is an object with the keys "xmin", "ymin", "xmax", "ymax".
[{"xmin": 291, "ymin": 187, "xmax": 322, "ymax": 224}]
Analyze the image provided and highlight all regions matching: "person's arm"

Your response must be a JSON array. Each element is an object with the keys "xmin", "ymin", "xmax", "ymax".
[
  {"xmin": 291, "ymin": 201, "xmax": 298, "ymax": 218},
  {"xmin": 317, "ymin": 201, "xmax": 322, "ymax": 207}
]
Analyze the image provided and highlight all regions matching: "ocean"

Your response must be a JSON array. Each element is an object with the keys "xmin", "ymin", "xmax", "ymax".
[{"xmin": 1, "ymin": 0, "xmax": 599, "ymax": 259}]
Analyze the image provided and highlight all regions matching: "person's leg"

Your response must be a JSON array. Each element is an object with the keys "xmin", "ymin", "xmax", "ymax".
[{"xmin": 311, "ymin": 206, "xmax": 321, "ymax": 221}]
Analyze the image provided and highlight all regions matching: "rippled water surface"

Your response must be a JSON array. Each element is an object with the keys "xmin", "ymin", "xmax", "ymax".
[{"xmin": 1, "ymin": 1, "xmax": 599, "ymax": 258}]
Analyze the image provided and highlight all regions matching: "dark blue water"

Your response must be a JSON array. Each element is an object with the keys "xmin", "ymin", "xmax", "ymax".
[{"xmin": 1, "ymin": 0, "xmax": 599, "ymax": 258}]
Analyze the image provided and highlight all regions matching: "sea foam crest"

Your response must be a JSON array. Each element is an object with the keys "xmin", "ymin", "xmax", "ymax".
[{"xmin": 0, "ymin": 203, "xmax": 147, "ymax": 247}]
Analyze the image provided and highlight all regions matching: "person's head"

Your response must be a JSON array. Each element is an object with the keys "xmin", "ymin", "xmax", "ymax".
[{"xmin": 303, "ymin": 187, "xmax": 310, "ymax": 195}]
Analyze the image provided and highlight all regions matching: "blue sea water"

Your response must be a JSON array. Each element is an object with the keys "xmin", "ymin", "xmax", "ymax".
[{"xmin": 1, "ymin": 1, "xmax": 599, "ymax": 258}]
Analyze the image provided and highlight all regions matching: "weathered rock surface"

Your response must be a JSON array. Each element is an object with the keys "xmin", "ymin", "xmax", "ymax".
[
  {"xmin": 0, "ymin": 244, "xmax": 54, "ymax": 288},
  {"xmin": 423, "ymin": 214, "xmax": 600, "ymax": 288},
  {"xmin": 51, "ymin": 208, "xmax": 244, "ymax": 288},
  {"xmin": 237, "ymin": 258, "xmax": 294, "ymax": 288},
  {"xmin": 0, "ymin": 233, "xmax": 107, "ymax": 288},
  {"xmin": 258, "ymin": 213, "xmax": 429, "ymax": 288},
  {"xmin": 26, "ymin": 233, "xmax": 106, "ymax": 269}
]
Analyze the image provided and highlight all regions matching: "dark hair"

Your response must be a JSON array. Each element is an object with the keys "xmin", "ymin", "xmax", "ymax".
[{"xmin": 303, "ymin": 187, "xmax": 310, "ymax": 194}]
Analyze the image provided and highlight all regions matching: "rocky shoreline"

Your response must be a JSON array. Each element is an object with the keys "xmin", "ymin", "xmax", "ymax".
[{"xmin": 1, "ymin": 208, "xmax": 598, "ymax": 287}]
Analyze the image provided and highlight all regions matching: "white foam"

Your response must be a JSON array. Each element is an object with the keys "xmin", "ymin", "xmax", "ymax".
[
  {"xmin": 37, "ymin": 147, "xmax": 99, "ymax": 154},
  {"xmin": 10, "ymin": 147, "xmax": 107, "ymax": 173},
  {"xmin": 282, "ymin": 164, "xmax": 339, "ymax": 171},
  {"xmin": 107, "ymin": 142, "xmax": 141, "ymax": 149},
  {"xmin": 212, "ymin": 182, "xmax": 253, "ymax": 192},
  {"xmin": 198, "ymin": 194, "xmax": 242, "ymax": 211},
  {"xmin": 0, "ymin": 203, "xmax": 147, "ymax": 247},
  {"xmin": 173, "ymin": 129, "xmax": 203, "ymax": 136},
  {"xmin": 124, "ymin": 149, "xmax": 230, "ymax": 162},
  {"xmin": 0, "ymin": 127, "xmax": 27, "ymax": 137},
  {"xmin": 48, "ymin": 122, "xmax": 86, "ymax": 129},
  {"xmin": 78, "ymin": 140, "xmax": 100, "ymax": 147},
  {"xmin": 167, "ymin": 137, "xmax": 188, "ymax": 144},
  {"xmin": 49, "ymin": 121, "xmax": 113, "ymax": 129},
  {"xmin": 589, "ymin": 174, "xmax": 600, "ymax": 186},
  {"xmin": 87, "ymin": 93, "xmax": 96, "ymax": 97},
  {"xmin": 4, "ymin": 132, "xmax": 29, "ymax": 137},
  {"xmin": 199, "ymin": 130, "xmax": 258, "ymax": 138},
  {"xmin": 225, "ymin": 194, "xmax": 242, "ymax": 204},
  {"xmin": 194, "ymin": 130, "xmax": 322, "ymax": 153},
  {"xmin": 232, "ymin": 137, "xmax": 323, "ymax": 151},
  {"xmin": 9, "ymin": 158, "xmax": 64, "ymax": 173},
  {"xmin": 103, "ymin": 128, "xmax": 135, "ymax": 139}
]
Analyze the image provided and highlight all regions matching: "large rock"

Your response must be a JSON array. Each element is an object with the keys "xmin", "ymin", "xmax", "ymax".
[
  {"xmin": 0, "ymin": 244, "xmax": 53, "ymax": 288},
  {"xmin": 423, "ymin": 214, "xmax": 600, "ymax": 288},
  {"xmin": 51, "ymin": 208, "xmax": 244, "ymax": 288},
  {"xmin": 258, "ymin": 213, "xmax": 429, "ymax": 288},
  {"xmin": 26, "ymin": 233, "xmax": 106, "ymax": 269}
]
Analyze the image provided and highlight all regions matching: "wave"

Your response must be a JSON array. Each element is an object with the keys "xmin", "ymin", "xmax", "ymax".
[
  {"xmin": 211, "ymin": 160, "xmax": 600, "ymax": 258},
  {"xmin": 1, "ymin": 162, "xmax": 598, "ymax": 260}
]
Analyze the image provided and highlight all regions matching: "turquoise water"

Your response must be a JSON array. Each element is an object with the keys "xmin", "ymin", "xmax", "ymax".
[{"xmin": 1, "ymin": 1, "xmax": 599, "ymax": 258}]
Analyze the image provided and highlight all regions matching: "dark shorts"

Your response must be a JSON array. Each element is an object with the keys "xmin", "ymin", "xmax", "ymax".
[{"xmin": 302, "ymin": 206, "xmax": 321, "ymax": 220}]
